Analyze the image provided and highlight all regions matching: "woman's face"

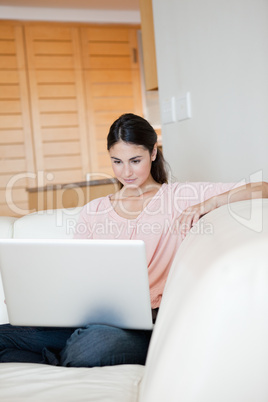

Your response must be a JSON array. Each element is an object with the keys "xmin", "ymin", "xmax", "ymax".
[{"xmin": 109, "ymin": 141, "xmax": 157, "ymax": 190}]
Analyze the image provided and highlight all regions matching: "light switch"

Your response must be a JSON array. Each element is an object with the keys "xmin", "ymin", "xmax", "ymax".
[
  {"xmin": 161, "ymin": 97, "xmax": 176, "ymax": 125},
  {"xmin": 175, "ymin": 92, "xmax": 191, "ymax": 121}
]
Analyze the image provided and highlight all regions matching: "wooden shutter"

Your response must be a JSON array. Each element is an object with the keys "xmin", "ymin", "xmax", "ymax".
[
  {"xmin": 0, "ymin": 22, "xmax": 144, "ymax": 216},
  {"xmin": 80, "ymin": 25, "xmax": 143, "ymax": 177},
  {"xmin": 0, "ymin": 23, "xmax": 35, "ymax": 216},
  {"xmin": 24, "ymin": 24, "xmax": 90, "ymax": 186}
]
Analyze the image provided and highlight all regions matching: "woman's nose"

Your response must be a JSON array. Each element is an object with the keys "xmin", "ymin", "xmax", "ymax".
[{"xmin": 124, "ymin": 164, "xmax": 133, "ymax": 177}]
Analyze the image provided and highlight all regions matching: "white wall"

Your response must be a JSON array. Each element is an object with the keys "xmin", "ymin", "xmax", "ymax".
[
  {"xmin": 0, "ymin": 6, "xmax": 140, "ymax": 23},
  {"xmin": 153, "ymin": 0, "xmax": 268, "ymax": 183}
]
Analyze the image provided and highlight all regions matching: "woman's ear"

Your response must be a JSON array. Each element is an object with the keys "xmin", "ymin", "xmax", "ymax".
[{"xmin": 151, "ymin": 145, "xmax": 157, "ymax": 161}]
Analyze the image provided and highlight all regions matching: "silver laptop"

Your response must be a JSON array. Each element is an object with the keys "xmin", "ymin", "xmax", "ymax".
[{"xmin": 0, "ymin": 239, "xmax": 153, "ymax": 330}]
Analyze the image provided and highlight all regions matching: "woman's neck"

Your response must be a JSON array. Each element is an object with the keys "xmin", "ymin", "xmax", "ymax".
[{"xmin": 118, "ymin": 179, "xmax": 161, "ymax": 199}]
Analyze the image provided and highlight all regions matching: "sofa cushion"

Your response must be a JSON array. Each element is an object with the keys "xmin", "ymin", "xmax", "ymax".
[
  {"xmin": 0, "ymin": 217, "xmax": 17, "ymax": 239},
  {"xmin": 0, "ymin": 363, "xmax": 144, "ymax": 402},
  {"xmin": 13, "ymin": 208, "xmax": 82, "ymax": 239}
]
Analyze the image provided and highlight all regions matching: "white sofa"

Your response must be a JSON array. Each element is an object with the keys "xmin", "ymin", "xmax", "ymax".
[{"xmin": 0, "ymin": 199, "xmax": 268, "ymax": 402}]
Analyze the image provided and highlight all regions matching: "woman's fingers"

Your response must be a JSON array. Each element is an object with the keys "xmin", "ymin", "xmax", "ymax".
[
  {"xmin": 177, "ymin": 206, "xmax": 202, "ymax": 239},
  {"xmin": 176, "ymin": 198, "xmax": 217, "ymax": 240}
]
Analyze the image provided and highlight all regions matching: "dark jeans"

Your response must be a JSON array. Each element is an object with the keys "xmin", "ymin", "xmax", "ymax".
[{"xmin": 0, "ymin": 323, "xmax": 152, "ymax": 367}]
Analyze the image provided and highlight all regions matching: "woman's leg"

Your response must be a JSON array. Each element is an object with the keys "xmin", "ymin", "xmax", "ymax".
[
  {"xmin": 60, "ymin": 324, "xmax": 152, "ymax": 367},
  {"xmin": 0, "ymin": 324, "xmax": 74, "ymax": 364}
]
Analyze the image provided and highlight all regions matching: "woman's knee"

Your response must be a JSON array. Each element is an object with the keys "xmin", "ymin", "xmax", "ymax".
[{"xmin": 60, "ymin": 324, "xmax": 152, "ymax": 367}]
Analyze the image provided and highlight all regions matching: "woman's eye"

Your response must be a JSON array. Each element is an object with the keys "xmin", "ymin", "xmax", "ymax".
[
  {"xmin": 113, "ymin": 160, "xmax": 121, "ymax": 164},
  {"xmin": 132, "ymin": 159, "xmax": 141, "ymax": 164}
]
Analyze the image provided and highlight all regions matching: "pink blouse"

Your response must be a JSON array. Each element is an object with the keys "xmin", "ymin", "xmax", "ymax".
[{"xmin": 74, "ymin": 182, "xmax": 238, "ymax": 308}]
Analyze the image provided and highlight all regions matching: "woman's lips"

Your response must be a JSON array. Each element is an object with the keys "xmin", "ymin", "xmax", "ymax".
[{"xmin": 124, "ymin": 179, "xmax": 136, "ymax": 183}]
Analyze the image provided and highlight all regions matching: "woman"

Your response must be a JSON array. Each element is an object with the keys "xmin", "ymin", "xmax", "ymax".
[{"xmin": 1, "ymin": 113, "xmax": 267, "ymax": 366}]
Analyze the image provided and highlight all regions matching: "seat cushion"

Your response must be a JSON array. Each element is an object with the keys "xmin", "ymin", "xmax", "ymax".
[{"xmin": 0, "ymin": 363, "xmax": 144, "ymax": 402}]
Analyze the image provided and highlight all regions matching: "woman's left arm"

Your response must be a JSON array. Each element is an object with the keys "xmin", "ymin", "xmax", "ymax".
[{"xmin": 177, "ymin": 181, "xmax": 268, "ymax": 240}]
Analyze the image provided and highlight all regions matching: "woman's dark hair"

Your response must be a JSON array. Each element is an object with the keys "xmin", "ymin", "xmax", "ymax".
[{"xmin": 107, "ymin": 113, "xmax": 168, "ymax": 184}]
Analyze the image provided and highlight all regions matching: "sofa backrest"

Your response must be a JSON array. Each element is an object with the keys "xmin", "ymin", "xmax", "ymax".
[
  {"xmin": 13, "ymin": 207, "xmax": 82, "ymax": 239},
  {"xmin": 0, "ymin": 217, "xmax": 17, "ymax": 239}
]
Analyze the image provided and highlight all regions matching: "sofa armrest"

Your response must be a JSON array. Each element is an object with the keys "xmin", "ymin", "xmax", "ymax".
[
  {"xmin": 140, "ymin": 199, "xmax": 268, "ymax": 402},
  {"xmin": 0, "ymin": 216, "xmax": 17, "ymax": 324},
  {"xmin": 0, "ymin": 289, "xmax": 8, "ymax": 324}
]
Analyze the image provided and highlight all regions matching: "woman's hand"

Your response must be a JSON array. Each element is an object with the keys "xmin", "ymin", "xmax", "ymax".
[
  {"xmin": 176, "ymin": 196, "xmax": 217, "ymax": 240},
  {"xmin": 176, "ymin": 181, "xmax": 268, "ymax": 241}
]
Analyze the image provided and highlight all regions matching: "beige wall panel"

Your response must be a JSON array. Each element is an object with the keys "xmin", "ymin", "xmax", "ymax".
[
  {"xmin": 36, "ymin": 70, "xmax": 75, "ymax": 83},
  {"xmin": 72, "ymin": 27, "xmax": 92, "ymax": 181},
  {"xmin": 0, "ymin": 25, "xmax": 14, "ymax": 39},
  {"xmin": 94, "ymin": 112, "xmax": 123, "ymax": 126},
  {"xmin": 98, "ymin": 152, "xmax": 113, "ymax": 167},
  {"xmin": 27, "ymin": 26, "xmax": 72, "ymax": 40},
  {"xmin": 0, "ymin": 84, "xmax": 20, "ymax": 99},
  {"xmin": 89, "ymin": 70, "xmax": 132, "ymax": 83},
  {"xmin": 130, "ymin": 69, "xmax": 143, "ymax": 115},
  {"xmin": 40, "ymin": 112, "xmax": 78, "ymax": 127},
  {"xmin": 0, "ymin": 70, "xmax": 19, "ymax": 83},
  {"xmin": 92, "ymin": 97, "xmax": 134, "ymax": 112},
  {"xmin": 0, "ymin": 114, "xmax": 23, "ymax": 129},
  {"xmin": 0, "ymin": 100, "xmax": 21, "ymax": 114},
  {"xmin": 97, "ymin": 167, "xmax": 114, "ymax": 178},
  {"xmin": 81, "ymin": 24, "xmax": 142, "ymax": 177},
  {"xmin": 0, "ymin": 202, "xmax": 29, "ymax": 217},
  {"xmin": 38, "ymin": 84, "xmax": 76, "ymax": 98},
  {"xmin": 88, "ymin": 43, "xmax": 130, "ymax": 55},
  {"xmin": 0, "ymin": 55, "xmax": 17, "ymax": 69},
  {"xmin": 0, "ymin": 24, "xmax": 36, "ymax": 219},
  {"xmin": 92, "ymin": 83, "xmax": 133, "ymax": 98},
  {"xmin": 33, "ymin": 56, "xmax": 74, "ymax": 70},
  {"xmin": 25, "ymin": 24, "xmax": 90, "ymax": 187},
  {"xmin": 43, "ymin": 141, "xmax": 80, "ymax": 156},
  {"xmin": 0, "ymin": 173, "xmax": 28, "ymax": 188},
  {"xmin": 0, "ymin": 40, "xmax": 16, "ymax": 54},
  {"xmin": 87, "ymin": 56, "xmax": 131, "ymax": 70},
  {"xmin": 128, "ymin": 29, "xmax": 140, "ymax": 71},
  {"xmin": 0, "ymin": 130, "xmax": 24, "ymax": 144},
  {"xmin": 0, "ymin": 158, "xmax": 26, "ymax": 173},
  {"xmin": 44, "ymin": 155, "xmax": 81, "ymax": 170},
  {"xmin": 42, "ymin": 127, "xmax": 79, "ymax": 142},
  {"xmin": 33, "ymin": 41, "xmax": 73, "ymax": 55},
  {"xmin": 39, "ymin": 98, "xmax": 77, "ymax": 113},
  {"xmin": 95, "ymin": 126, "xmax": 110, "ymax": 140},
  {"xmin": 0, "ymin": 188, "xmax": 28, "ymax": 203},
  {"xmin": 46, "ymin": 169, "xmax": 82, "ymax": 185},
  {"xmin": 1, "ymin": 144, "xmax": 25, "ymax": 158},
  {"xmin": 85, "ymin": 27, "xmax": 129, "ymax": 42},
  {"xmin": 96, "ymin": 139, "xmax": 107, "ymax": 153},
  {"xmin": 28, "ymin": 181, "xmax": 118, "ymax": 212},
  {"xmin": 99, "ymin": 167, "xmax": 114, "ymax": 176},
  {"xmin": 0, "ymin": 22, "xmax": 34, "ymax": 219}
]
